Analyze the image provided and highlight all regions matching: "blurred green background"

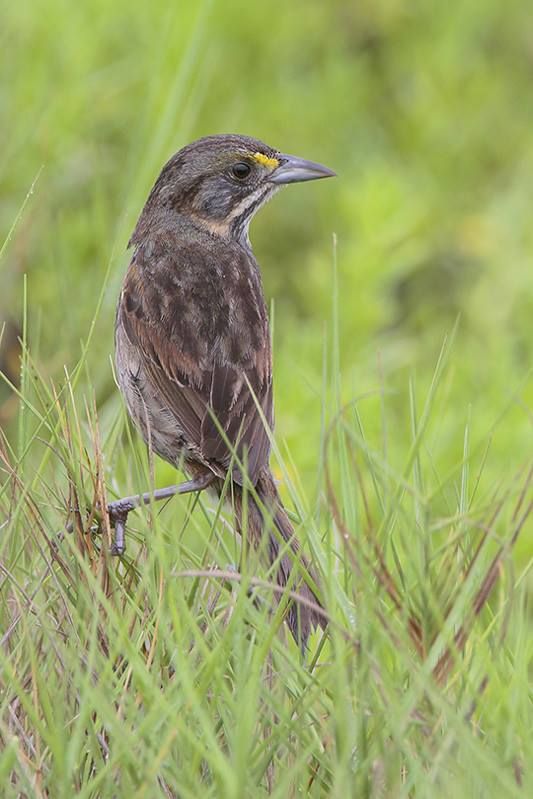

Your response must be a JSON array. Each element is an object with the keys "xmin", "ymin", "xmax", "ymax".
[{"xmin": 1, "ymin": 0, "xmax": 531, "ymax": 525}]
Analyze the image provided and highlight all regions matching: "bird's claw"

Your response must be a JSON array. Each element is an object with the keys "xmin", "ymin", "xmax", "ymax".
[{"xmin": 108, "ymin": 505, "xmax": 128, "ymax": 556}]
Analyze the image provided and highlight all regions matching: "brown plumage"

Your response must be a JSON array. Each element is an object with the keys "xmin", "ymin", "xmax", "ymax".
[{"xmin": 112, "ymin": 134, "xmax": 335, "ymax": 647}]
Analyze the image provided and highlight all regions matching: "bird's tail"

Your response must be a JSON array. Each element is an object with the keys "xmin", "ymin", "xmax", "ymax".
[{"xmin": 229, "ymin": 467, "xmax": 326, "ymax": 648}]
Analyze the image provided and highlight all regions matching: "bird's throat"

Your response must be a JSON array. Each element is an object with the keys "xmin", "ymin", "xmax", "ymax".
[{"xmin": 189, "ymin": 184, "xmax": 278, "ymax": 245}]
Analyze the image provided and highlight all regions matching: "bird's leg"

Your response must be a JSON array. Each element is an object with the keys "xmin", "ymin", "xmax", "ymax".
[{"xmin": 108, "ymin": 472, "xmax": 215, "ymax": 555}]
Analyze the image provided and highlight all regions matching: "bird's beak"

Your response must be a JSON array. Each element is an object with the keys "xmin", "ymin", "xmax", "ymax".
[{"xmin": 268, "ymin": 154, "xmax": 336, "ymax": 184}]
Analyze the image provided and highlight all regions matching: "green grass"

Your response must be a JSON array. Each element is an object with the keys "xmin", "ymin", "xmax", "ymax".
[
  {"xmin": 1, "ymin": 267, "xmax": 530, "ymax": 796},
  {"xmin": 1, "ymin": 1, "xmax": 532, "ymax": 795}
]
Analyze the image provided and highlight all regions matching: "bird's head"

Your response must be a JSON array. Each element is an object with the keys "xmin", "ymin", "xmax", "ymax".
[{"xmin": 130, "ymin": 134, "xmax": 335, "ymax": 246}]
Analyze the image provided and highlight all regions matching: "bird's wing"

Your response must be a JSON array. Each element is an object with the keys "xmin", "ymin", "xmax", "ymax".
[{"xmin": 117, "ymin": 241, "xmax": 273, "ymax": 485}]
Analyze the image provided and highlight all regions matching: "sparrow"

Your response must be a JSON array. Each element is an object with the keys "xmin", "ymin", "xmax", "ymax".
[{"xmin": 111, "ymin": 134, "xmax": 335, "ymax": 646}]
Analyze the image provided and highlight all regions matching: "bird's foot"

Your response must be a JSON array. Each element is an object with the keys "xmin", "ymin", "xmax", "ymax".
[
  {"xmin": 107, "ymin": 498, "xmax": 136, "ymax": 556},
  {"xmin": 106, "ymin": 473, "xmax": 215, "ymax": 556}
]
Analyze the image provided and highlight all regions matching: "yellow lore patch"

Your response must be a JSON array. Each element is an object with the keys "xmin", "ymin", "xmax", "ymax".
[{"xmin": 253, "ymin": 152, "xmax": 279, "ymax": 169}]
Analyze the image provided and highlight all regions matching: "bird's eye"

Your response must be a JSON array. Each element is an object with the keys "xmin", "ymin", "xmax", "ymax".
[{"xmin": 231, "ymin": 162, "xmax": 252, "ymax": 180}]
